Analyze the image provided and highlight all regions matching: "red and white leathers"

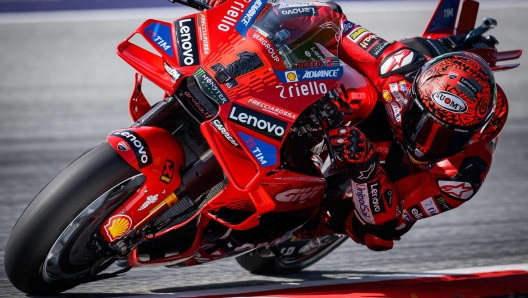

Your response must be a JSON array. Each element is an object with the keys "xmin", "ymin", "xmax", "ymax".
[{"xmin": 279, "ymin": 1, "xmax": 509, "ymax": 251}]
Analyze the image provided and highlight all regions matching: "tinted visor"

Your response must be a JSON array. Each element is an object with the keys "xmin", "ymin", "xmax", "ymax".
[{"xmin": 402, "ymin": 98, "xmax": 476, "ymax": 162}]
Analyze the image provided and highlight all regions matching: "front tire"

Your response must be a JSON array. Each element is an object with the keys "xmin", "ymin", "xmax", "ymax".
[{"xmin": 4, "ymin": 143, "xmax": 141, "ymax": 295}]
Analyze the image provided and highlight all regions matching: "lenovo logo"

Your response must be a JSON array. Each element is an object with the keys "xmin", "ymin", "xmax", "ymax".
[
  {"xmin": 176, "ymin": 18, "xmax": 199, "ymax": 66},
  {"xmin": 228, "ymin": 104, "xmax": 287, "ymax": 141}
]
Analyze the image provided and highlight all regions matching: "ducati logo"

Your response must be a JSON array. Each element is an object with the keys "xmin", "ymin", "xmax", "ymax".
[
  {"xmin": 117, "ymin": 141, "xmax": 130, "ymax": 152},
  {"xmin": 275, "ymin": 186, "xmax": 324, "ymax": 204}
]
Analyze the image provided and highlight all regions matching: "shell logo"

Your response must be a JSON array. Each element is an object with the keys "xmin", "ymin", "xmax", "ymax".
[
  {"xmin": 104, "ymin": 215, "xmax": 132, "ymax": 242},
  {"xmin": 382, "ymin": 90, "xmax": 392, "ymax": 102},
  {"xmin": 285, "ymin": 71, "xmax": 298, "ymax": 82}
]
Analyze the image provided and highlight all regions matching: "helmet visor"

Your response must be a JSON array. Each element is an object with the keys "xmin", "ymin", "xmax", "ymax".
[{"xmin": 402, "ymin": 97, "xmax": 476, "ymax": 162}]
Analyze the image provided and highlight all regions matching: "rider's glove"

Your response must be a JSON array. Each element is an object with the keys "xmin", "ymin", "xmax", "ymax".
[
  {"xmin": 329, "ymin": 126, "xmax": 379, "ymax": 183},
  {"xmin": 346, "ymin": 212, "xmax": 394, "ymax": 251}
]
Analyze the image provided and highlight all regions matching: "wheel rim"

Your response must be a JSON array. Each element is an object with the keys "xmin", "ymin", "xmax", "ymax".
[{"xmin": 42, "ymin": 174, "xmax": 144, "ymax": 283}]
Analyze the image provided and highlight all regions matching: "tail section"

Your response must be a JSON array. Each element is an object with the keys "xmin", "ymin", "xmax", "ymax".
[{"xmin": 423, "ymin": 0, "xmax": 461, "ymax": 37}]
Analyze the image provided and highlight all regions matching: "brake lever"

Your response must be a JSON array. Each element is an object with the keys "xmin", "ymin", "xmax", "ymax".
[
  {"xmin": 167, "ymin": 0, "xmax": 211, "ymax": 11},
  {"xmin": 460, "ymin": 17, "xmax": 497, "ymax": 49}
]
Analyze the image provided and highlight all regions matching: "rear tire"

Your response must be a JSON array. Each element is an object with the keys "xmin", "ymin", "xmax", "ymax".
[
  {"xmin": 235, "ymin": 234, "xmax": 347, "ymax": 274},
  {"xmin": 4, "ymin": 143, "xmax": 140, "ymax": 295}
]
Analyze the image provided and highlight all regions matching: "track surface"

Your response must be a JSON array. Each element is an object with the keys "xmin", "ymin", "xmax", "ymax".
[{"xmin": 1, "ymin": 1, "xmax": 528, "ymax": 296}]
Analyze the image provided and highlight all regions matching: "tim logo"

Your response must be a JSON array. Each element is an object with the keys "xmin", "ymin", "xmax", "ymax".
[
  {"xmin": 275, "ymin": 186, "xmax": 324, "ymax": 204},
  {"xmin": 160, "ymin": 159, "xmax": 174, "ymax": 184},
  {"xmin": 444, "ymin": 8, "xmax": 453, "ymax": 18}
]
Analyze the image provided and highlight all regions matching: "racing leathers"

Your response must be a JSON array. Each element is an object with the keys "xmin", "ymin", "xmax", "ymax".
[{"xmin": 281, "ymin": 1, "xmax": 509, "ymax": 251}]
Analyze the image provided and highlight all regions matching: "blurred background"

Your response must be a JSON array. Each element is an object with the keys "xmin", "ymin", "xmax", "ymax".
[{"xmin": 1, "ymin": 0, "xmax": 527, "ymax": 295}]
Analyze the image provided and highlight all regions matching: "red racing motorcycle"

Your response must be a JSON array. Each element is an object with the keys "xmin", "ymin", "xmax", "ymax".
[{"xmin": 4, "ymin": 0, "xmax": 521, "ymax": 294}]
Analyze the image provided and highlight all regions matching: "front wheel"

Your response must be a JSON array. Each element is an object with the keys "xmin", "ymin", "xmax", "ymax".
[
  {"xmin": 4, "ymin": 143, "xmax": 142, "ymax": 295},
  {"xmin": 235, "ymin": 234, "xmax": 348, "ymax": 275}
]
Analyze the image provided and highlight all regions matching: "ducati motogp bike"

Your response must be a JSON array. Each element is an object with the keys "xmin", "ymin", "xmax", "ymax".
[{"xmin": 4, "ymin": 0, "xmax": 521, "ymax": 294}]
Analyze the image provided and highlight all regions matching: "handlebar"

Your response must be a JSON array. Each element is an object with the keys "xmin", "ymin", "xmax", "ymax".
[{"xmin": 461, "ymin": 17, "xmax": 497, "ymax": 48}]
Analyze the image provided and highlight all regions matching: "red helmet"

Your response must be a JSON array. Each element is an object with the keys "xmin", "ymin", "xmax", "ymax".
[{"xmin": 402, "ymin": 52, "xmax": 497, "ymax": 163}]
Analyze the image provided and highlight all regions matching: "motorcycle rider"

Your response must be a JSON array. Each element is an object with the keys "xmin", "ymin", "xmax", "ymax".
[{"xmin": 209, "ymin": 0, "xmax": 509, "ymax": 251}]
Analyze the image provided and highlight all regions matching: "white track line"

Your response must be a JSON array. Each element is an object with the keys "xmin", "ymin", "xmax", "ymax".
[{"xmin": 160, "ymin": 263, "xmax": 528, "ymax": 298}]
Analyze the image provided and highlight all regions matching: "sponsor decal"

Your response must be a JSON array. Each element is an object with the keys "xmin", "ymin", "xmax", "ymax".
[
  {"xmin": 229, "ymin": 104, "xmax": 287, "ymax": 141},
  {"xmin": 160, "ymin": 159, "xmax": 174, "ymax": 184},
  {"xmin": 117, "ymin": 141, "xmax": 130, "ymax": 152},
  {"xmin": 420, "ymin": 197, "xmax": 440, "ymax": 217},
  {"xmin": 211, "ymin": 51, "xmax": 264, "ymax": 85},
  {"xmin": 342, "ymin": 20, "xmax": 355, "ymax": 34},
  {"xmin": 177, "ymin": 89, "xmax": 214, "ymax": 120},
  {"xmin": 276, "ymin": 81, "xmax": 328, "ymax": 99},
  {"xmin": 238, "ymin": 132, "xmax": 277, "ymax": 166},
  {"xmin": 198, "ymin": 14, "xmax": 210, "ymax": 55},
  {"xmin": 112, "ymin": 130, "xmax": 153, "ymax": 169},
  {"xmin": 389, "ymin": 101, "xmax": 402, "ymax": 124},
  {"xmin": 347, "ymin": 26, "xmax": 369, "ymax": 42},
  {"xmin": 278, "ymin": 6, "xmax": 318, "ymax": 18},
  {"xmin": 408, "ymin": 204, "xmax": 425, "ymax": 220},
  {"xmin": 235, "ymin": 0, "xmax": 265, "ymax": 36},
  {"xmin": 369, "ymin": 41, "xmax": 392, "ymax": 58},
  {"xmin": 384, "ymin": 189, "xmax": 393, "ymax": 207},
  {"xmin": 144, "ymin": 22, "xmax": 174, "ymax": 57},
  {"xmin": 245, "ymin": 98, "xmax": 297, "ymax": 121},
  {"xmin": 389, "ymin": 82, "xmax": 406, "ymax": 104},
  {"xmin": 353, "ymin": 183, "xmax": 375, "ymax": 224},
  {"xmin": 194, "ymin": 67, "xmax": 230, "ymax": 105},
  {"xmin": 285, "ymin": 70, "xmax": 298, "ymax": 83},
  {"xmin": 382, "ymin": 90, "xmax": 392, "ymax": 102},
  {"xmin": 251, "ymin": 32, "xmax": 280, "ymax": 63},
  {"xmin": 368, "ymin": 181, "xmax": 385, "ymax": 215},
  {"xmin": 276, "ymin": 186, "xmax": 324, "ymax": 204},
  {"xmin": 138, "ymin": 194, "xmax": 159, "ymax": 211},
  {"xmin": 176, "ymin": 18, "xmax": 199, "ymax": 66},
  {"xmin": 399, "ymin": 80, "xmax": 407, "ymax": 93},
  {"xmin": 164, "ymin": 62, "xmax": 182, "ymax": 82},
  {"xmin": 218, "ymin": 0, "xmax": 250, "ymax": 32},
  {"xmin": 104, "ymin": 215, "xmax": 132, "ymax": 242},
  {"xmin": 357, "ymin": 163, "xmax": 376, "ymax": 181},
  {"xmin": 459, "ymin": 76, "xmax": 481, "ymax": 96},
  {"xmin": 296, "ymin": 60, "xmax": 324, "ymax": 69},
  {"xmin": 380, "ymin": 49, "xmax": 414, "ymax": 75},
  {"xmin": 434, "ymin": 195, "xmax": 451, "ymax": 212},
  {"xmin": 358, "ymin": 34, "xmax": 379, "ymax": 50},
  {"xmin": 276, "ymin": 66, "xmax": 343, "ymax": 83},
  {"xmin": 346, "ymin": 92, "xmax": 367, "ymax": 104},
  {"xmin": 401, "ymin": 209, "xmax": 414, "ymax": 222},
  {"xmin": 255, "ymin": 3, "xmax": 272, "ymax": 22},
  {"xmin": 431, "ymin": 91, "xmax": 468, "ymax": 113},
  {"xmin": 438, "ymin": 180, "xmax": 474, "ymax": 200},
  {"xmin": 212, "ymin": 118, "xmax": 240, "ymax": 147}
]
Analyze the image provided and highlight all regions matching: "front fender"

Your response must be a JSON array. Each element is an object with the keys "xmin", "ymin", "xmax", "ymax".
[{"xmin": 100, "ymin": 127, "xmax": 185, "ymax": 243}]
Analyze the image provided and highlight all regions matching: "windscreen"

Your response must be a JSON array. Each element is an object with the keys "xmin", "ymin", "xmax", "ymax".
[{"xmin": 249, "ymin": 0, "xmax": 343, "ymax": 70}]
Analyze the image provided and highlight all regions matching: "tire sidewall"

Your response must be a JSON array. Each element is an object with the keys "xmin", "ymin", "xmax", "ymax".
[{"xmin": 4, "ymin": 143, "xmax": 139, "ymax": 294}]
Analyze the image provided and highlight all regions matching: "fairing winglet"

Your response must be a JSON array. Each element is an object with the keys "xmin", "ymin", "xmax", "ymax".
[{"xmin": 423, "ymin": 0, "xmax": 461, "ymax": 37}]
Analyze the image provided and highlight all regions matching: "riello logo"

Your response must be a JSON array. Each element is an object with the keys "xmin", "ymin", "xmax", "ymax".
[
  {"xmin": 431, "ymin": 91, "xmax": 468, "ymax": 113},
  {"xmin": 228, "ymin": 104, "xmax": 287, "ymax": 141}
]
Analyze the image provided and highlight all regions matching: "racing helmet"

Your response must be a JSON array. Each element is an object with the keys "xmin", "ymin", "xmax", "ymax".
[{"xmin": 402, "ymin": 51, "xmax": 497, "ymax": 163}]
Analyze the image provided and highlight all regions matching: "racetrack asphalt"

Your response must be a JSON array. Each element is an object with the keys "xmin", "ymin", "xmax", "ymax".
[{"xmin": 0, "ymin": 1, "xmax": 527, "ymax": 296}]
